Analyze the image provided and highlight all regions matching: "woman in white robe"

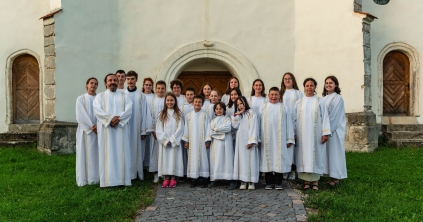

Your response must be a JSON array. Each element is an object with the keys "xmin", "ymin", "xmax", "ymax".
[
  {"xmin": 221, "ymin": 77, "xmax": 242, "ymax": 105},
  {"xmin": 295, "ymin": 78, "xmax": 331, "ymax": 191},
  {"xmin": 142, "ymin": 77, "xmax": 155, "ymax": 168},
  {"xmin": 156, "ymin": 93, "xmax": 184, "ymax": 188},
  {"xmin": 206, "ymin": 102, "xmax": 234, "ymax": 188},
  {"xmin": 75, "ymin": 77, "xmax": 99, "ymax": 186},
  {"xmin": 232, "ymin": 97, "xmax": 260, "ymax": 190},
  {"xmin": 322, "ymin": 76, "xmax": 347, "ymax": 186}
]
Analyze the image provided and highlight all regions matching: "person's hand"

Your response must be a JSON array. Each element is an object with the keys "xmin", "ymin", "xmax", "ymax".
[
  {"xmin": 321, "ymin": 135, "xmax": 328, "ymax": 144},
  {"xmin": 152, "ymin": 132, "xmax": 157, "ymax": 141},
  {"xmin": 205, "ymin": 142, "xmax": 211, "ymax": 149},
  {"xmin": 247, "ymin": 144, "xmax": 253, "ymax": 149},
  {"xmin": 184, "ymin": 142, "xmax": 189, "ymax": 149},
  {"xmin": 167, "ymin": 141, "xmax": 171, "ymax": 146},
  {"xmin": 111, "ymin": 116, "xmax": 120, "ymax": 127},
  {"xmin": 141, "ymin": 135, "xmax": 146, "ymax": 140},
  {"xmin": 92, "ymin": 125, "xmax": 97, "ymax": 134},
  {"xmin": 258, "ymin": 142, "xmax": 261, "ymax": 149},
  {"xmin": 235, "ymin": 110, "xmax": 244, "ymax": 115},
  {"xmin": 287, "ymin": 143, "xmax": 293, "ymax": 148}
]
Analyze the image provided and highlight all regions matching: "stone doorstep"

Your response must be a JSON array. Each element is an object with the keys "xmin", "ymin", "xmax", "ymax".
[
  {"xmin": 391, "ymin": 139, "xmax": 423, "ymax": 148},
  {"xmin": 0, "ymin": 132, "xmax": 37, "ymax": 141},
  {"xmin": 8, "ymin": 124, "xmax": 41, "ymax": 133},
  {"xmin": 0, "ymin": 141, "xmax": 35, "ymax": 147},
  {"xmin": 385, "ymin": 131, "xmax": 423, "ymax": 140},
  {"xmin": 382, "ymin": 124, "xmax": 423, "ymax": 132}
]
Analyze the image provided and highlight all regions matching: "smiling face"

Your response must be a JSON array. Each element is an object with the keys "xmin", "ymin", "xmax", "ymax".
[
  {"xmin": 209, "ymin": 90, "xmax": 219, "ymax": 104},
  {"xmin": 236, "ymin": 99, "xmax": 245, "ymax": 112},
  {"xmin": 230, "ymin": 90, "xmax": 239, "ymax": 102},
  {"xmin": 325, "ymin": 78, "xmax": 336, "ymax": 94},
  {"xmin": 143, "ymin": 80, "xmax": 153, "ymax": 94},
  {"xmin": 214, "ymin": 104, "xmax": 225, "ymax": 116},
  {"xmin": 155, "ymin": 84, "xmax": 166, "ymax": 98},
  {"xmin": 202, "ymin": 85, "xmax": 211, "ymax": 98},
  {"xmin": 126, "ymin": 76, "xmax": 137, "ymax": 88},
  {"xmin": 283, "ymin": 73, "xmax": 293, "ymax": 89},
  {"xmin": 86, "ymin": 79, "xmax": 98, "ymax": 93},
  {"xmin": 304, "ymin": 80, "xmax": 316, "ymax": 97},
  {"xmin": 106, "ymin": 75, "xmax": 118, "ymax": 92},
  {"xmin": 193, "ymin": 98, "xmax": 203, "ymax": 112},
  {"xmin": 268, "ymin": 90, "xmax": 280, "ymax": 104},
  {"xmin": 185, "ymin": 90, "xmax": 195, "ymax": 104},
  {"xmin": 253, "ymin": 80, "xmax": 263, "ymax": 94},
  {"xmin": 172, "ymin": 84, "xmax": 181, "ymax": 97},
  {"xmin": 229, "ymin": 78, "xmax": 239, "ymax": 89},
  {"xmin": 165, "ymin": 95, "xmax": 175, "ymax": 109}
]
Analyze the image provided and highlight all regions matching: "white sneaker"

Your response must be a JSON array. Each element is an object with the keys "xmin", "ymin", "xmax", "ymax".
[
  {"xmin": 248, "ymin": 183, "xmax": 255, "ymax": 190},
  {"xmin": 240, "ymin": 182, "xmax": 247, "ymax": 190},
  {"xmin": 288, "ymin": 171, "xmax": 296, "ymax": 181},
  {"xmin": 283, "ymin": 173, "xmax": 289, "ymax": 180},
  {"xmin": 154, "ymin": 173, "xmax": 159, "ymax": 183}
]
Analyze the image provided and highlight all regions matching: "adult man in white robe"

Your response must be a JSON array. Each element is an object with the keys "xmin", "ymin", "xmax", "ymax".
[
  {"xmin": 94, "ymin": 74, "xmax": 133, "ymax": 187},
  {"xmin": 116, "ymin": 70, "xmax": 126, "ymax": 92},
  {"xmin": 125, "ymin": 71, "xmax": 154, "ymax": 180},
  {"xmin": 258, "ymin": 87, "xmax": 295, "ymax": 190}
]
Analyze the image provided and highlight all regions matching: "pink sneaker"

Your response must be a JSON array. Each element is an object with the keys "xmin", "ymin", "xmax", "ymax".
[
  {"xmin": 162, "ymin": 179, "xmax": 169, "ymax": 188},
  {"xmin": 169, "ymin": 179, "xmax": 177, "ymax": 188}
]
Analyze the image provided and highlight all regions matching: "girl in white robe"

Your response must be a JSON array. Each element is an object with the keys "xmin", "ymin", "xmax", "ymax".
[
  {"xmin": 75, "ymin": 77, "xmax": 99, "ymax": 186},
  {"xmin": 142, "ymin": 77, "xmax": 155, "ymax": 168},
  {"xmin": 221, "ymin": 77, "xmax": 242, "ymax": 105},
  {"xmin": 295, "ymin": 78, "xmax": 331, "ymax": 191},
  {"xmin": 156, "ymin": 93, "xmax": 184, "ymax": 188},
  {"xmin": 200, "ymin": 83, "xmax": 212, "ymax": 109},
  {"xmin": 280, "ymin": 72, "xmax": 303, "ymax": 181},
  {"xmin": 232, "ymin": 97, "xmax": 260, "ymax": 190},
  {"xmin": 322, "ymin": 76, "xmax": 347, "ymax": 186},
  {"xmin": 204, "ymin": 89, "xmax": 220, "ymax": 120},
  {"xmin": 247, "ymin": 79, "xmax": 269, "ymax": 114},
  {"xmin": 206, "ymin": 102, "xmax": 235, "ymax": 189}
]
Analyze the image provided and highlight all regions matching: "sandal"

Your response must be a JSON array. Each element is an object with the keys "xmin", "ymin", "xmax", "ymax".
[
  {"xmin": 326, "ymin": 179, "xmax": 340, "ymax": 187},
  {"xmin": 303, "ymin": 182, "xmax": 311, "ymax": 191},
  {"xmin": 312, "ymin": 184, "xmax": 319, "ymax": 191}
]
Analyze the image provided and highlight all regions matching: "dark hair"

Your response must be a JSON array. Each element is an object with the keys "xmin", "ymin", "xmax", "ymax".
[
  {"xmin": 227, "ymin": 88, "xmax": 242, "ymax": 108},
  {"xmin": 225, "ymin": 77, "xmax": 241, "ymax": 95},
  {"xmin": 199, "ymin": 83, "xmax": 212, "ymax": 98},
  {"xmin": 170, "ymin": 79, "xmax": 183, "ymax": 90},
  {"xmin": 85, "ymin": 77, "xmax": 98, "ymax": 90},
  {"xmin": 126, "ymin": 70, "xmax": 138, "ymax": 79},
  {"xmin": 236, "ymin": 96, "xmax": 251, "ymax": 119},
  {"xmin": 213, "ymin": 102, "xmax": 227, "ymax": 116},
  {"xmin": 280, "ymin": 72, "xmax": 300, "ymax": 98},
  {"xmin": 158, "ymin": 93, "xmax": 182, "ymax": 128},
  {"xmin": 322, "ymin": 75, "xmax": 341, "ymax": 96},
  {"xmin": 142, "ymin": 77, "xmax": 154, "ymax": 93},
  {"xmin": 156, "ymin": 80, "xmax": 166, "ymax": 89},
  {"xmin": 303, "ymin": 77, "xmax": 317, "ymax": 95},
  {"xmin": 185, "ymin": 86, "xmax": 195, "ymax": 94},
  {"xmin": 193, "ymin": 95, "xmax": 205, "ymax": 104},
  {"xmin": 104, "ymin": 73, "xmax": 116, "ymax": 83},
  {"xmin": 116, "ymin": 70, "xmax": 125, "ymax": 75},
  {"xmin": 251, "ymin": 79, "xmax": 266, "ymax": 97},
  {"xmin": 269, "ymin": 86, "xmax": 280, "ymax": 93}
]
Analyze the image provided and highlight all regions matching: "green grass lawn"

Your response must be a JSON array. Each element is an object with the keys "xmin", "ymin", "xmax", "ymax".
[
  {"xmin": 303, "ymin": 146, "xmax": 423, "ymax": 222},
  {"xmin": 0, "ymin": 144, "xmax": 156, "ymax": 222}
]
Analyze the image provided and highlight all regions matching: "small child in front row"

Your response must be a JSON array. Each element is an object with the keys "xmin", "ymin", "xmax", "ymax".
[
  {"xmin": 232, "ymin": 96, "xmax": 260, "ymax": 190},
  {"xmin": 156, "ymin": 93, "xmax": 185, "ymax": 188},
  {"xmin": 183, "ymin": 95, "xmax": 211, "ymax": 188},
  {"xmin": 206, "ymin": 102, "xmax": 236, "ymax": 189}
]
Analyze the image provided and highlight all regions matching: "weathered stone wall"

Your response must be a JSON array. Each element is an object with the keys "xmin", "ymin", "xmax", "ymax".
[
  {"xmin": 38, "ymin": 121, "xmax": 77, "ymax": 155},
  {"xmin": 354, "ymin": 0, "xmax": 362, "ymax": 12},
  {"xmin": 345, "ymin": 112, "xmax": 378, "ymax": 152},
  {"xmin": 43, "ymin": 17, "xmax": 56, "ymax": 121}
]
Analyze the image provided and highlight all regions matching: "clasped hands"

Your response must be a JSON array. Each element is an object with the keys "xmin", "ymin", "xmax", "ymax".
[{"xmin": 110, "ymin": 116, "xmax": 120, "ymax": 127}]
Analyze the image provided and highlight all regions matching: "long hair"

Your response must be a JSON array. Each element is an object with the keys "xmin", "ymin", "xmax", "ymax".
[
  {"xmin": 280, "ymin": 72, "xmax": 300, "ymax": 97},
  {"xmin": 227, "ymin": 88, "xmax": 242, "ymax": 108},
  {"xmin": 199, "ymin": 83, "xmax": 212, "ymax": 98},
  {"xmin": 142, "ymin": 77, "xmax": 155, "ymax": 93},
  {"xmin": 303, "ymin": 77, "xmax": 317, "ymax": 95},
  {"xmin": 213, "ymin": 102, "xmax": 227, "ymax": 116},
  {"xmin": 322, "ymin": 75, "xmax": 341, "ymax": 96},
  {"xmin": 85, "ymin": 77, "xmax": 98, "ymax": 90},
  {"xmin": 225, "ymin": 77, "xmax": 241, "ymax": 95},
  {"xmin": 158, "ymin": 92, "xmax": 182, "ymax": 128},
  {"xmin": 236, "ymin": 96, "xmax": 251, "ymax": 119},
  {"xmin": 250, "ymin": 79, "xmax": 266, "ymax": 97}
]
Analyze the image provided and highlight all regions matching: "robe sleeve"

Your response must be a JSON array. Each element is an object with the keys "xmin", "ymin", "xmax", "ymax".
[
  {"xmin": 118, "ymin": 93, "xmax": 133, "ymax": 128},
  {"xmin": 215, "ymin": 117, "xmax": 232, "ymax": 133},
  {"xmin": 284, "ymin": 106, "xmax": 295, "ymax": 144},
  {"xmin": 293, "ymin": 100, "xmax": 300, "ymax": 136},
  {"xmin": 319, "ymin": 99, "xmax": 331, "ymax": 136},
  {"xmin": 93, "ymin": 93, "xmax": 112, "ymax": 127},
  {"xmin": 328, "ymin": 95, "xmax": 345, "ymax": 134},
  {"xmin": 169, "ymin": 117, "xmax": 184, "ymax": 147},
  {"xmin": 155, "ymin": 118, "xmax": 169, "ymax": 146},
  {"xmin": 247, "ymin": 111, "xmax": 258, "ymax": 145},
  {"xmin": 182, "ymin": 113, "xmax": 190, "ymax": 142},
  {"xmin": 231, "ymin": 115, "xmax": 241, "ymax": 129},
  {"xmin": 76, "ymin": 96, "xmax": 94, "ymax": 134}
]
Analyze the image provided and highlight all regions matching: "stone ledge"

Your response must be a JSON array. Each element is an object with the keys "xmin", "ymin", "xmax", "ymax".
[{"xmin": 37, "ymin": 121, "xmax": 77, "ymax": 155}]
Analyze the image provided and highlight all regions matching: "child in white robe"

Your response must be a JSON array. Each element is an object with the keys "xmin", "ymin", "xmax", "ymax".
[
  {"xmin": 206, "ymin": 102, "xmax": 235, "ymax": 189},
  {"xmin": 221, "ymin": 77, "xmax": 242, "ymax": 105},
  {"xmin": 247, "ymin": 79, "xmax": 269, "ymax": 114},
  {"xmin": 180, "ymin": 87, "xmax": 195, "ymax": 181},
  {"xmin": 183, "ymin": 95, "xmax": 211, "ymax": 188},
  {"xmin": 232, "ymin": 97, "xmax": 260, "ymax": 190},
  {"xmin": 76, "ymin": 77, "xmax": 99, "ymax": 186},
  {"xmin": 200, "ymin": 83, "xmax": 212, "ymax": 109},
  {"xmin": 156, "ymin": 93, "xmax": 184, "ymax": 188},
  {"xmin": 141, "ymin": 77, "xmax": 155, "ymax": 168},
  {"xmin": 204, "ymin": 89, "xmax": 220, "ymax": 120}
]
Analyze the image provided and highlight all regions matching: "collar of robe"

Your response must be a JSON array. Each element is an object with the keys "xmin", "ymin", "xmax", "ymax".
[{"xmin": 127, "ymin": 86, "xmax": 137, "ymax": 92}]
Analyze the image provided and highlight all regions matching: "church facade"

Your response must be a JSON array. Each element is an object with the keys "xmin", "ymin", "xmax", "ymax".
[{"xmin": 1, "ymin": 0, "xmax": 420, "ymax": 153}]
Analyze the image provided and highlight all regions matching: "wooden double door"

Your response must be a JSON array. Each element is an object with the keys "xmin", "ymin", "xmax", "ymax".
[
  {"xmin": 383, "ymin": 51, "xmax": 410, "ymax": 116},
  {"xmin": 12, "ymin": 54, "xmax": 40, "ymax": 123},
  {"xmin": 177, "ymin": 71, "xmax": 232, "ymax": 96}
]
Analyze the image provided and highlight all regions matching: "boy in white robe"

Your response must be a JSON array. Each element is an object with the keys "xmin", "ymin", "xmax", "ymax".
[
  {"xmin": 116, "ymin": 70, "xmax": 126, "ymax": 92},
  {"xmin": 183, "ymin": 95, "xmax": 211, "ymax": 188},
  {"xmin": 75, "ymin": 77, "xmax": 99, "ymax": 186},
  {"xmin": 258, "ymin": 87, "xmax": 295, "ymax": 190},
  {"xmin": 125, "ymin": 71, "xmax": 154, "ymax": 180},
  {"xmin": 180, "ymin": 87, "xmax": 195, "ymax": 181},
  {"xmin": 205, "ymin": 89, "xmax": 220, "ymax": 120},
  {"xmin": 94, "ymin": 74, "xmax": 133, "ymax": 187}
]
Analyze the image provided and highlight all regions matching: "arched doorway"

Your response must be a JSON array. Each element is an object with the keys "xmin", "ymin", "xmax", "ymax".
[
  {"xmin": 383, "ymin": 51, "xmax": 410, "ymax": 116},
  {"xmin": 12, "ymin": 54, "xmax": 40, "ymax": 123}
]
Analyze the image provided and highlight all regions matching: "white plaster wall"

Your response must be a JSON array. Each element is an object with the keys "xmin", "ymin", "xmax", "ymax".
[
  {"xmin": 363, "ymin": 0, "xmax": 423, "ymax": 123},
  {"xmin": 0, "ymin": 0, "xmax": 49, "ymax": 132},
  {"xmin": 293, "ymin": 0, "xmax": 366, "ymax": 113}
]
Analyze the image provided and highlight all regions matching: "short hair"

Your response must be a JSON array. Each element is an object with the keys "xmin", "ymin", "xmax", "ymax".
[
  {"xmin": 170, "ymin": 79, "xmax": 183, "ymax": 90},
  {"xmin": 250, "ymin": 79, "xmax": 266, "ymax": 97},
  {"xmin": 126, "ymin": 70, "xmax": 138, "ymax": 79},
  {"xmin": 322, "ymin": 75, "xmax": 341, "ymax": 96},
  {"xmin": 269, "ymin": 86, "xmax": 280, "ymax": 93},
  {"xmin": 193, "ymin": 95, "xmax": 205, "ymax": 104},
  {"xmin": 185, "ymin": 87, "xmax": 195, "ymax": 94},
  {"xmin": 116, "ymin": 70, "xmax": 125, "ymax": 75},
  {"xmin": 156, "ymin": 80, "xmax": 166, "ymax": 89},
  {"xmin": 214, "ymin": 102, "xmax": 227, "ymax": 115},
  {"xmin": 104, "ymin": 73, "xmax": 116, "ymax": 83}
]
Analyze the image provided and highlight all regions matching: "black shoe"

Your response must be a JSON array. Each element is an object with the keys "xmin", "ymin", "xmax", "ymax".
[
  {"xmin": 200, "ymin": 178, "xmax": 208, "ymax": 188},
  {"xmin": 275, "ymin": 184, "xmax": 283, "ymax": 190},
  {"xmin": 190, "ymin": 179, "xmax": 198, "ymax": 188},
  {"xmin": 178, "ymin": 176, "xmax": 186, "ymax": 182},
  {"xmin": 265, "ymin": 184, "xmax": 273, "ymax": 190}
]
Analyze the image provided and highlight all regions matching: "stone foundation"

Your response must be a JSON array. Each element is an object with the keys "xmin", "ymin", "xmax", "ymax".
[
  {"xmin": 345, "ymin": 111, "xmax": 378, "ymax": 152},
  {"xmin": 37, "ymin": 121, "xmax": 77, "ymax": 155}
]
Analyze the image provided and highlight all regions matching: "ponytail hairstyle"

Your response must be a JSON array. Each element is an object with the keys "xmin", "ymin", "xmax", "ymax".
[
  {"xmin": 85, "ymin": 77, "xmax": 98, "ymax": 90},
  {"xmin": 158, "ymin": 92, "xmax": 182, "ymax": 128},
  {"xmin": 303, "ymin": 77, "xmax": 318, "ymax": 95},
  {"xmin": 322, "ymin": 75, "xmax": 341, "ymax": 96}
]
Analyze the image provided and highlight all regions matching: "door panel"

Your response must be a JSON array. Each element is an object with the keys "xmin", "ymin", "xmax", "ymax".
[{"xmin": 178, "ymin": 71, "xmax": 232, "ymax": 96}]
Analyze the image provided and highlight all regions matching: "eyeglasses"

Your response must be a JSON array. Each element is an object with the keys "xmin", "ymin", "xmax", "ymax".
[
  {"xmin": 144, "ymin": 84, "xmax": 152, "ymax": 86},
  {"xmin": 284, "ymin": 78, "xmax": 292, "ymax": 81}
]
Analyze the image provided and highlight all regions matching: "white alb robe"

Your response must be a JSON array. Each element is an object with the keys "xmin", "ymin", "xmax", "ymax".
[
  {"xmin": 282, "ymin": 89, "xmax": 303, "ymax": 164},
  {"xmin": 76, "ymin": 93, "xmax": 99, "ymax": 186},
  {"xmin": 94, "ymin": 90, "xmax": 133, "ymax": 187},
  {"xmin": 204, "ymin": 103, "xmax": 217, "ymax": 120},
  {"xmin": 221, "ymin": 94, "xmax": 230, "ymax": 105},
  {"xmin": 259, "ymin": 102, "xmax": 295, "ymax": 173},
  {"xmin": 247, "ymin": 96, "xmax": 268, "ymax": 114},
  {"xmin": 148, "ymin": 96, "xmax": 165, "ymax": 172},
  {"xmin": 176, "ymin": 94, "xmax": 186, "ymax": 109},
  {"xmin": 180, "ymin": 102, "xmax": 193, "ymax": 175},
  {"xmin": 294, "ymin": 96, "xmax": 331, "ymax": 175},
  {"xmin": 323, "ymin": 92, "xmax": 347, "ymax": 179},
  {"xmin": 181, "ymin": 103, "xmax": 194, "ymax": 119},
  {"xmin": 232, "ymin": 110, "xmax": 260, "ymax": 182},
  {"xmin": 156, "ymin": 109, "xmax": 185, "ymax": 177},
  {"xmin": 142, "ymin": 93, "xmax": 155, "ymax": 167},
  {"xmin": 206, "ymin": 116, "xmax": 233, "ymax": 181},
  {"xmin": 182, "ymin": 110, "xmax": 210, "ymax": 178},
  {"xmin": 126, "ymin": 89, "xmax": 154, "ymax": 180},
  {"xmin": 202, "ymin": 99, "xmax": 211, "ymax": 110}
]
